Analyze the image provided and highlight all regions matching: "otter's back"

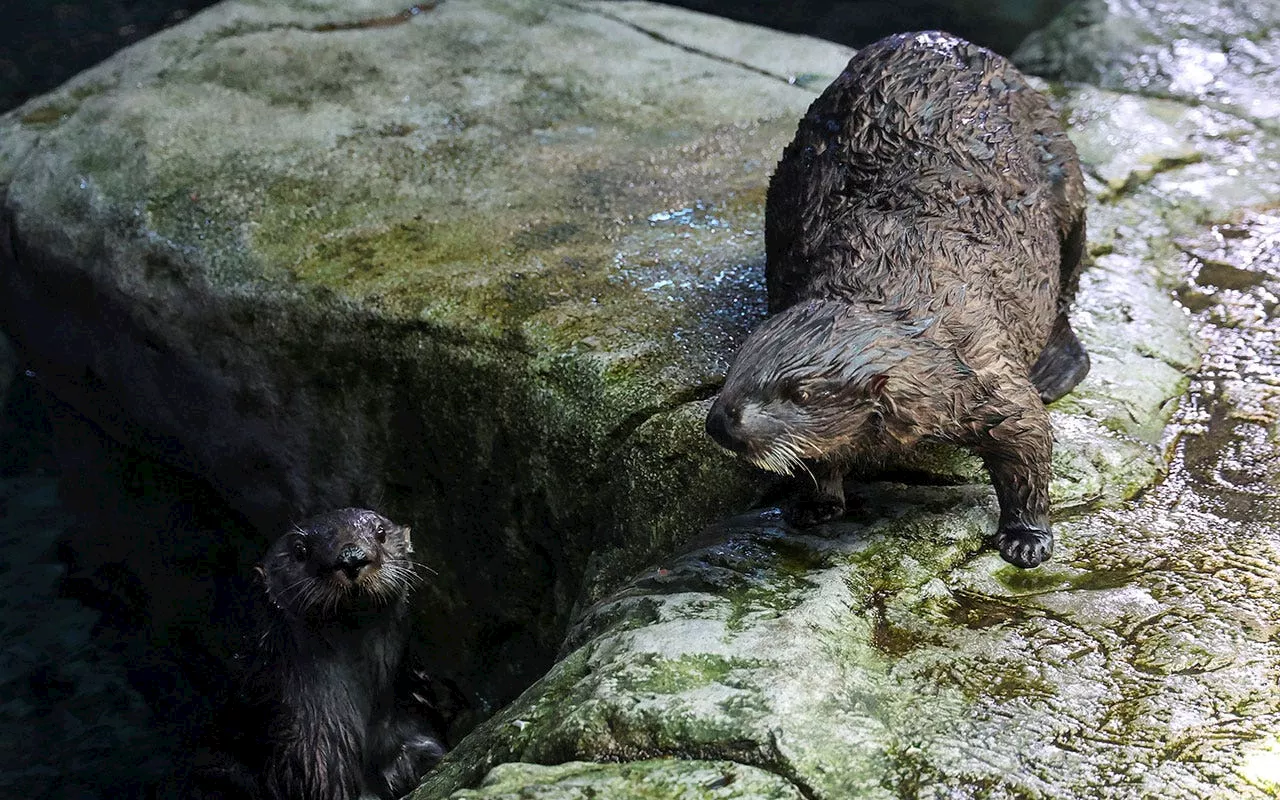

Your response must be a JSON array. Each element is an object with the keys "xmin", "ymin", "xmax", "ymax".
[{"xmin": 765, "ymin": 31, "xmax": 1084, "ymax": 364}]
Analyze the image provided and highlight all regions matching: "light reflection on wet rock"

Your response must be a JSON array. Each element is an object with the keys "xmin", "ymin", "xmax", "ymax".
[
  {"xmin": 416, "ymin": 181, "xmax": 1280, "ymax": 800},
  {"xmin": 1175, "ymin": 214, "xmax": 1280, "ymax": 503},
  {"xmin": 1014, "ymin": 0, "xmax": 1280, "ymax": 124}
]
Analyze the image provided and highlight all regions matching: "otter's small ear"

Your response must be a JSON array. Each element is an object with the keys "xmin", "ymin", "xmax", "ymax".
[{"xmin": 869, "ymin": 374, "xmax": 889, "ymax": 396}]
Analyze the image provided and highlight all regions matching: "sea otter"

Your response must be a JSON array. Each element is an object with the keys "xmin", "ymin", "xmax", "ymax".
[
  {"xmin": 706, "ymin": 31, "xmax": 1089, "ymax": 568},
  {"xmin": 190, "ymin": 508, "xmax": 444, "ymax": 799}
]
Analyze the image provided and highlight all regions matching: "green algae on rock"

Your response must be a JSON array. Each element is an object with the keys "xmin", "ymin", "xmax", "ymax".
[
  {"xmin": 0, "ymin": 0, "xmax": 853, "ymax": 713},
  {"xmin": 1, "ymin": 0, "xmax": 1277, "ymax": 797},
  {"xmin": 413, "ymin": 0, "xmax": 1280, "ymax": 797}
]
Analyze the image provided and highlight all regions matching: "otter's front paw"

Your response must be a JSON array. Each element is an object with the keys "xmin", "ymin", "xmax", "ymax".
[
  {"xmin": 785, "ymin": 494, "xmax": 846, "ymax": 528},
  {"xmin": 995, "ymin": 525, "xmax": 1053, "ymax": 568},
  {"xmin": 404, "ymin": 735, "xmax": 445, "ymax": 770}
]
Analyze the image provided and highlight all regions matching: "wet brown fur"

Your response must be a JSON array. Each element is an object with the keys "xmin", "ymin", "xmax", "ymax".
[
  {"xmin": 706, "ymin": 32, "xmax": 1090, "ymax": 568},
  {"xmin": 191, "ymin": 509, "xmax": 443, "ymax": 799}
]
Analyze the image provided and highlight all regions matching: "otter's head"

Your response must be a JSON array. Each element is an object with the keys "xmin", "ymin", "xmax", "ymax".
[
  {"xmin": 706, "ymin": 299, "xmax": 953, "ymax": 474},
  {"xmin": 258, "ymin": 508, "xmax": 417, "ymax": 620}
]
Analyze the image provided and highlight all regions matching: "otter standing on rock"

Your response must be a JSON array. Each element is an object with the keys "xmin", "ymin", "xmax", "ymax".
[
  {"xmin": 193, "ymin": 509, "xmax": 444, "ymax": 799},
  {"xmin": 706, "ymin": 31, "xmax": 1089, "ymax": 568}
]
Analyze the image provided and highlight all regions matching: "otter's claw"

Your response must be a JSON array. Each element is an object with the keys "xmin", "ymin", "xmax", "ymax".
[{"xmin": 995, "ymin": 524, "xmax": 1053, "ymax": 568}]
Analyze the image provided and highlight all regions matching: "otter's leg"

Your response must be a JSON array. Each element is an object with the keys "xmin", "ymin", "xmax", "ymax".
[
  {"xmin": 1033, "ymin": 210, "xmax": 1091, "ymax": 404},
  {"xmin": 784, "ymin": 461, "xmax": 846, "ymax": 527},
  {"xmin": 974, "ymin": 386, "xmax": 1055, "ymax": 568},
  {"xmin": 1029, "ymin": 313, "xmax": 1090, "ymax": 404}
]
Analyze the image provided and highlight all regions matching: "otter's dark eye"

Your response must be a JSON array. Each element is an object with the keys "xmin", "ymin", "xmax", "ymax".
[
  {"xmin": 784, "ymin": 382, "xmax": 812, "ymax": 404},
  {"xmin": 291, "ymin": 538, "xmax": 308, "ymax": 562},
  {"xmin": 375, "ymin": 525, "xmax": 387, "ymax": 543}
]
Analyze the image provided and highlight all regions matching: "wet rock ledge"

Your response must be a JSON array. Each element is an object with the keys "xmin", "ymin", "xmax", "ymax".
[{"xmin": 0, "ymin": 0, "xmax": 1277, "ymax": 797}]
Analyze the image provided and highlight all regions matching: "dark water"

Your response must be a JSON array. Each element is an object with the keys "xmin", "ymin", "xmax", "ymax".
[
  {"xmin": 0, "ymin": 377, "xmax": 175, "ymax": 798},
  {"xmin": 654, "ymin": 0, "xmax": 1070, "ymax": 56},
  {"xmin": 0, "ymin": 1, "xmax": 216, "ymax": 112}
]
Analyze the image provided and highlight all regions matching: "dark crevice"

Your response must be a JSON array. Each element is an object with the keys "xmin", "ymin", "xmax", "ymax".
[
  {"xmin": 1091, "ymin": 152, "xmax": 1206, "ymax": 203},
  {"xmin": 311, "ymin": 2, "xmax": 440, "ymax": 33},
  {"xmin": 555, "ymin": 1, "xmax": 812, "ymax": 90},
  {"xmin": 760, "ymin": 730, "xmax": 821, "ymax": 800},
  {"xmin": 601, "ymin": 380, "xmax": 723, "ymax": 454},
  {"xmin": 191, "ymin": 2, "xmax": 442, "ymax": 49},
  {"xmin": 704, "ymin": 755, "xmax": 819, "ymax": 800},
  {"xmin": 1105, "ymin": 85, "xmax": 1279, "ymax": 136}
]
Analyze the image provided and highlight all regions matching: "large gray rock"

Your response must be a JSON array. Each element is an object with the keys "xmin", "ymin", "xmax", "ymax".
[
  {"xmin": 1, "ymin": 0, "xmax": 1277, "ymax": 796},
  {"xmin": 0, "ymin": 0, "xmax": 853, "ymax": 705},
  {"xmin": 411, "ymin": 2, "xmax": 1280, "ymax": 799}
]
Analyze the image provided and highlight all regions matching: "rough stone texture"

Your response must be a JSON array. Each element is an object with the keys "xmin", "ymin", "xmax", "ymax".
[
  {"xmin": 1, "ymin": 0, "xmax": 1277, "ymax": 796},
  {"xmin": 1013, "ymin": 0, "xmax": 1279, "ymax": 128},
  {"xmin": 0, "ymin": 0, "xmax": 853, "ymax": 708},
  {"xmin": 410, "ymin": 0, "xmax": 1280, "ymax": 797},
  {"xmin": 420, "ymin": 426, "xmax": 1280, "ymax": 798},
  {"xmin": 450, "ymin": 759, "xmax": 806, "ymax": 799}
]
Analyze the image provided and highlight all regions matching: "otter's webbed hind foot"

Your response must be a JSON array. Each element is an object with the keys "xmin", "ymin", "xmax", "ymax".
[
  {"xmin": 995, "ymin": 524, "xmax": 1054, "ymax": 568},
  {"xmin": 1030, "ymin": 314, "xmax": 1090, "ymax": 405}
]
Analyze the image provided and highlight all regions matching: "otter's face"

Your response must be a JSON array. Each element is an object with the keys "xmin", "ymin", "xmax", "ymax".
[
  {"xmin": 259, "ymin": 508, "xmax": 417, "ymax": 619},
  {"xmin": 706, "ymin": 300, "xmax": 926, "ymax": 475}
]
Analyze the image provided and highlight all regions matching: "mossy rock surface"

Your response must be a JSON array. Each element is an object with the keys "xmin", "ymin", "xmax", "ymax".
[
  {"xmin": 0, "ymin": 0, "xmax": 853, "ymax": 704},
  {"xmin": 405, "ymin": 0, "xmax": 1274, "ymax": 797},
  {"xmin": 450, "ymin": 759, "xmax": 806, "ymax": 799},
  {"xmin": 2, "ymin": 0, "xmax": 1279, "ymax": 797}
]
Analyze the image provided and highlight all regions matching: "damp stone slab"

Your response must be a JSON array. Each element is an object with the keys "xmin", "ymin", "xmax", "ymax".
[
  {"xmin": 0, "ymin": 0, "xmax": 856, "ymax": 704},
  {"xmin": 0, "ymin": 0, "xmax": 1268, "ymax": 796},
  {"xmin": 1014, "ymin": 0, "xmax": 1280, "ymax": 127},
  {"xmin": 412, "ymin": 0, "xmax": 1280, "ymax": 797},
  {"xmin": 448, "ymin": 759, "xmax": 807, "ymax": 799}
]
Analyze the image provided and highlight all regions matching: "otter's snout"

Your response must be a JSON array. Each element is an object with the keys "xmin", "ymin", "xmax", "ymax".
[
  {"xmin": 335, "ymin": 544, "xmax": 373, "ymax": 581},
  {"xmin": 706, "ymin": 398, "xmax": 749, "ymax": 453}
]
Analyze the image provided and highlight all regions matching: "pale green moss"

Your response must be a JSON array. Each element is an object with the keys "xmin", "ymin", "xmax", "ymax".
[{"xmin": 451, "ymin": 759, "xmax": 806, "ymax": 799}]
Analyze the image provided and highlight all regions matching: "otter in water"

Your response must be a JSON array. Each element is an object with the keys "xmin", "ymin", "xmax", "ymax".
[
  {"xmin": 706, "ymin": 31, "xmax": 1089, "ymax": 568},
  {"xmin": 192, "ymin": 508, "xmax": 444, "ymax": 799}
]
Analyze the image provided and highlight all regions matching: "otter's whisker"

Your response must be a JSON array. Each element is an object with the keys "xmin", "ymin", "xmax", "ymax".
[
  {"xmin": 407, "ymin": 560, "xmax": 438, "ymax": 576},
  {"xmin": 278, "ymin": 574, "xmax": 317, "ymax": 606},
  {"xmin": 791, "ymin": 451, "xmax": 817, "ymax": 489}
]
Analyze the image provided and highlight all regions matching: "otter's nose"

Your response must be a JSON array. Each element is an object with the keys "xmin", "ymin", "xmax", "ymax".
[
  {"xmin": 705, "ymin": 400, "xmax": 745, "ymax": 452},
  {"xmin": 335, "ymin": 544, "xmax": 372, "ymax": 580}
]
